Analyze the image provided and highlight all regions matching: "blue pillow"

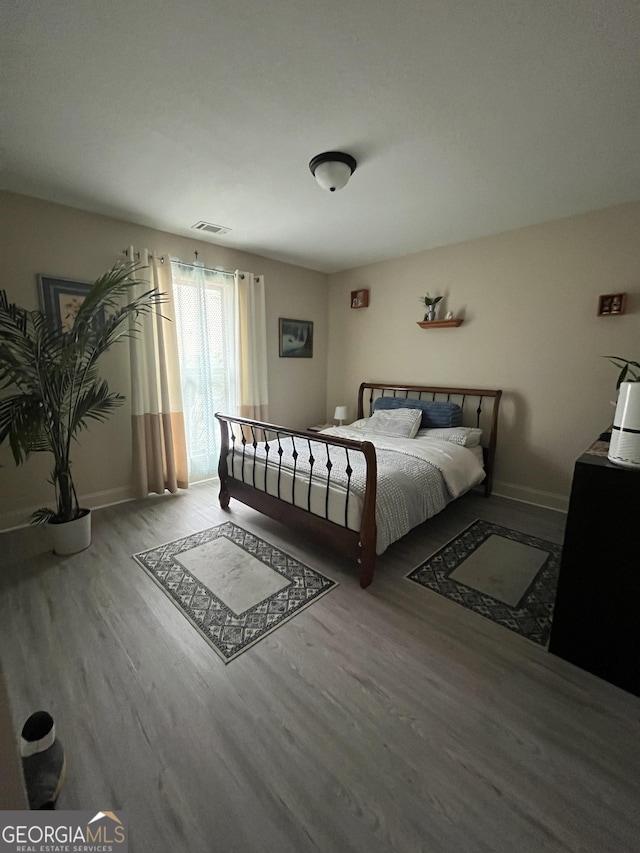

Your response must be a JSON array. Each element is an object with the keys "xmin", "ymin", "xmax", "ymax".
[{"xmin": 373, "ymin": 396, "xmax": 463, "ymax": 428}]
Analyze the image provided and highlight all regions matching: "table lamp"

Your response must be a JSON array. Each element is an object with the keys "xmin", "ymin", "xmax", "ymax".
[{"xmin": 334, "ymin": 405, "xmax": 348, "ymax": 426}]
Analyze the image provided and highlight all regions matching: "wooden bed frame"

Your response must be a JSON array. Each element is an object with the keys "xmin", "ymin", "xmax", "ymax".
[{"xmin": 216, "ymin": 382, "xmax": 502, "ymax": 588}]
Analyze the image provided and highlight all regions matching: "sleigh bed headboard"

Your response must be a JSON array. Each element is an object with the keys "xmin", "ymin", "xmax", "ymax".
[{"xmin": 357, "ymin": 382, "xmax": 502, "ymax": 496}]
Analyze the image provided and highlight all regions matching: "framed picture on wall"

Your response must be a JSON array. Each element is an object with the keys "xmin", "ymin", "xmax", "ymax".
[
  {"xmin": 37, "ymin": 275, "xmax": 93, "ymax": 332},
  {"xmin": 279, "ymin": 317, "xmax": 313, "ymax": 358}
]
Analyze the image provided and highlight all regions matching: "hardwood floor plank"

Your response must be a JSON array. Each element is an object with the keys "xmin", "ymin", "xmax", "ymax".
[{"xmin": 1, "ymin": 484, "xmax": 638, "ymax": 852}]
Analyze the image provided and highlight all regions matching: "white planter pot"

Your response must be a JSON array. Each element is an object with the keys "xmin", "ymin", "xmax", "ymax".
[
  {"xmin": 608, "ymin": 382, "xmax": 640, "ymax": 469},
  {"xmin": 50, "ymin": 509, "xmax": 92, "ymax": 555}
]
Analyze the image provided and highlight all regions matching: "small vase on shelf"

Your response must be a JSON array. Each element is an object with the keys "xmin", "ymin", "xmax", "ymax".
[{"xmin": 424, "ymin": 307, "xmax": 437, "ymax": 322}]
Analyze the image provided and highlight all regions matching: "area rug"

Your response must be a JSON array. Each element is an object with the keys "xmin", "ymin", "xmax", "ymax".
[
  {"xmin": 406, "ymin": 519, "xmax": 561, "ymax": 645},
  {"xmin": 133, "ymin": 522, "xmax": 337, "ymax": 663}
]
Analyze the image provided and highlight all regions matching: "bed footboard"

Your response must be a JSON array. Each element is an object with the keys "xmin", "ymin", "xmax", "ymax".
[{"xmin": 215, "ymin": 414, "xmax": 378, "ymax": 588}]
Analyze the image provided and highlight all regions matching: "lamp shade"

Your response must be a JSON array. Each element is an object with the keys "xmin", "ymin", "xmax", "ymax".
[
  {"xmin": 309, "ymin": 152, "xmax": 357, "ymax": 192},
  {"xmin": 334, "ymin": 405, "xmax": 348, "ymax": 424}
]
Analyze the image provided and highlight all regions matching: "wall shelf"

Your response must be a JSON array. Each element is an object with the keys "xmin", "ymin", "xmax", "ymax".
[
  {"xmin": 351, "ymin": 289, "xmax": 369, "ymax": 308},
  {"xmin": 597, "ymin": 292, "xmax": 626, "ymax": 316},
  {"xmin": 417, "ymin": 319, "xmax": 463, "ymax": 329}
]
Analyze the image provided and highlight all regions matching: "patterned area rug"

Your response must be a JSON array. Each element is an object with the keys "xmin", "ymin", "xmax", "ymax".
[
  {"xmin": 406, "ymin": 519, "xmax": 561, "ymax": 645},
  {"xmin": 133, "ymin": 522, "xmax": 337, "ymax": 663}
]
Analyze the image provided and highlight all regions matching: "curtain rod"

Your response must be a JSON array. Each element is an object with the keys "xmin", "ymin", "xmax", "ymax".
[
  {"xmin": 170, "ymin": 259, "xmax": 235, "ymax": 277},
  {"xmin": 120, "ymin": 249, "xmax": 235, "ymax": 277}
]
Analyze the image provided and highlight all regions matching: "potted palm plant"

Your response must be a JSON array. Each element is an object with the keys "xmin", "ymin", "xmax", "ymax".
[
  {"xmin": 605, "ymin": 356, "xmax": 640, "ymax": 469},
  {"xmin": 0, "ymin": 261, "xmax": 166, "ymax": 553}
]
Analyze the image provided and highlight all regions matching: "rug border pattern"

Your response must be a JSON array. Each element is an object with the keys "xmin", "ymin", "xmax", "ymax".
[
  {"xmin": 405, "ymin": 519, "xmax": 561, "ymax": 645},
  {"xmin": 133, "ymin": 522, "xmax": 337, "ymax": 663}
]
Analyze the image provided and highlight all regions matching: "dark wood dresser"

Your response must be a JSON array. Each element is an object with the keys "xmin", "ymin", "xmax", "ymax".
[{"xmin": 549, "ymin": 436, "xmax": 640, "ymax": 697}]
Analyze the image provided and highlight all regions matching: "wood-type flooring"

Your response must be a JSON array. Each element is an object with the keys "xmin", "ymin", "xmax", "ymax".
[{"xmin": 1, "ymin": 483, "xmax": 638, "ymax": 852}]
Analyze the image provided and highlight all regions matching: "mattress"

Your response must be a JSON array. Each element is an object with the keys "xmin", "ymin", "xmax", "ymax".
[{"xmin": 226, "ymin": 428, "xmax": 485, "ymax": 554}]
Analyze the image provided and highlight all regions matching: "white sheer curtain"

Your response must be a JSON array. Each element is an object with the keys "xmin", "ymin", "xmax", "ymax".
[
  {"xmin": 128, "ymin": 248, "xmax": 189, "ymax": 496},
  {"xmin": 171, "ymin": 262, "xmax": 268, "ymax": 479}
]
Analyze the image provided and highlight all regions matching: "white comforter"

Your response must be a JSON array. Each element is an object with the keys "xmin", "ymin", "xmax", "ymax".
[
  {"xmin": 322, "ymin": 426, "xmax": 485, "ymax": 551},
  {"xmin": 227, "ymin": 427, "xmax": 485, "ymax": 554}
]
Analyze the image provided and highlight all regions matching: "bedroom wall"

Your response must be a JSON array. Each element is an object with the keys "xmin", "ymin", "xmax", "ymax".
[
  {"xmin": 0, "ymin": 191, "xmax": 328, "ymax": 530},
  {"xmin": 326, "ymin": 201, "xmax": 640, "ymax": 510}
]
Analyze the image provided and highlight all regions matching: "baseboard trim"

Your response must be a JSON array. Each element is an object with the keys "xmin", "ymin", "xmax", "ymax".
[
  {"xmin": 1, "ymin": 479, "xmax": 568, "ymax": 531},
  {"xmin": 0, "ymin": 486, "xmax": 137, "ymax": 532},
  {"xmin": 492, "ymin": 480, "xmax": 569, "ymax": 513},
  {"xmin": 84, "ymin": 486, "xmax": 138, "ymax": 511}
]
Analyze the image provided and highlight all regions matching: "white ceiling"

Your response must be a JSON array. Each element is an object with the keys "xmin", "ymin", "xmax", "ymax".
[{"xmin": 2, "ymin": 0, "xmax": 640, "ymax": 274}]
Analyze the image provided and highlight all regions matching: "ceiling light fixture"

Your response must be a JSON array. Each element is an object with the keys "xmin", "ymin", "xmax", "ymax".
[{"xmin": 309, "ymin": 151, "xmax": 357, "ymax": 192}]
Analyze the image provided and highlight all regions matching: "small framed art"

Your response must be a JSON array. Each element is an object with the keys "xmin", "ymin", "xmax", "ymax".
[
  {"xmin": 279, "ymin": 317, "xmax": 313, "ymax": 358},
  {"xmin": 37, "ymin": 275, "xmax": 93, "ymax": 331}
]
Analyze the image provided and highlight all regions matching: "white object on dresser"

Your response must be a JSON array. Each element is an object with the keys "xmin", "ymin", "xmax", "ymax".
[{"xmin": 608, "ymin": 381, "xmax": 640, "ymax": 468}]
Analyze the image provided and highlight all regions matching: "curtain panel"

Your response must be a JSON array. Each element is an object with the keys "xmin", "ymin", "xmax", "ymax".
[
  {"xmin": 235, "ymin": 270, "xmax": 269, "ymax": 421},
  {"xmin": 128, "ymin": 247, "xmax": 189, "ymax": 496}
]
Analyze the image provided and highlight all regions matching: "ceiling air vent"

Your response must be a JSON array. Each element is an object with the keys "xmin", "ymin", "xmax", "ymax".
[{"xmin": 191, "ymin": 221, "xmax": 231, "ymax": 236}]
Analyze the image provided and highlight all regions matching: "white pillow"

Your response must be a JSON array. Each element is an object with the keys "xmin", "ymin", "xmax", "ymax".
[
  {"xmin": 363, "ymin": 407, "xmax": 422, "ymax": 439},
  {"xmin": 342, "ymin": 417, "xmax": 369, "ymax": 430},
  {"xmin": 418, "ymin": 426, "xmax": 483, "ymax": 447}
]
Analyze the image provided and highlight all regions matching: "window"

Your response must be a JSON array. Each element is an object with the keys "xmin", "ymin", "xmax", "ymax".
[{"xmin": 171, "ymin": 262, "xmax": 236, "ymax": 479}]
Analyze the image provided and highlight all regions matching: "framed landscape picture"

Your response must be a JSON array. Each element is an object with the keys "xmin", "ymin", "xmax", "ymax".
[
  {"xmin": 37, "ymin": 274, "xmax": 93, "ymax": 332},
  {"xmin": 279, "ymin": 318, "xmax": 313, "ymax": 358}
]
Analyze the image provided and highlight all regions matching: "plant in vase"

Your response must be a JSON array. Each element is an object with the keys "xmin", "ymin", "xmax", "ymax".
[
  {"xmin": 419, "ymin": 293, "xmax": 443, "ymax": 322},
  {"xmin": 0, "ymin": 261, "xmax": 166, "ymax": 552},
  {"xmin": 606, "ymin": 356, "xmax": 640, "ymax": 388},
  {"xmin": 605, "ymin": 356, "xmax": 640, "ymax": 468}
]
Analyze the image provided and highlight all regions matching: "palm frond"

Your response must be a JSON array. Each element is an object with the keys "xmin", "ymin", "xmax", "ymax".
[
  {"xmin": 30, "ymin": 507, "xmax": 57, "ymax": 525},
  {"xmin": 605, "ymin": 356, "xmax": 640, "ymax": 389},
  {"xmin": 0, "ymin": 395, "xmax": 48, "ymax": 464},
  {"xmin": 73, "ymin": 262, "xmax": 166, "ymax": 332},
  {"xmin": 71, "ymin": 381, "xmax": 125, "ymax": 432}
]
